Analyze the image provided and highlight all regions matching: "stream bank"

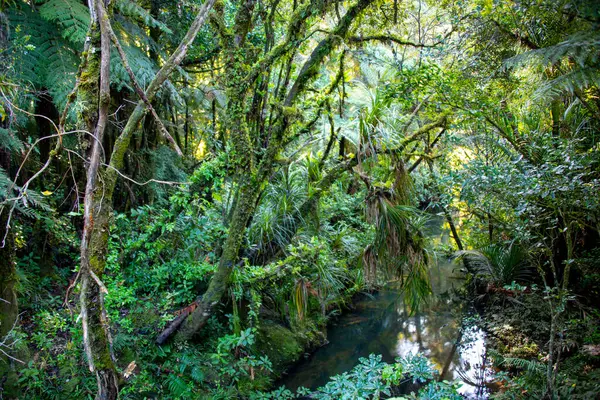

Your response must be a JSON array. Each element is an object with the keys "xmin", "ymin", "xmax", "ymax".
[{"xmin": 276, "ymin": 217, "xmax": 494, "ymax": 398}]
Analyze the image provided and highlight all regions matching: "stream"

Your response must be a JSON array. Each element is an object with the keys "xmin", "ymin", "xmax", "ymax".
[{"xmin": 279, "ymin": 215, "xmax": 494, "ymax": 398}]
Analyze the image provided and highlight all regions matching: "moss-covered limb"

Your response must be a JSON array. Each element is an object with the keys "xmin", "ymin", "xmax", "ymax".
[
  {"xmin": 233, "ymin": 0, "xmax": 257, "ymax": 47},
  {"xmin": 106, "ymin": 18, "xmax": 183, "ymax": 156},
  {"xmin": 176, "ymin": 177, "xmax": 262, "ymax": 341},
  {"xmin": 396, "ymin": 113, "xmax": 449, "ymax": 152},
  {"xmin": 347, "ymin": 34, "xmax": 445, "ymax": 48},
  {"xmin": 290, "ymin": 50, "xmax": 347, "ymax": 141},
  {"xmin": 319, "ymin": 113, "xmax": 338, "ymax": 168},
  {"xmin": 81, "ymin": 193, "xmax": 119, "ymax": 397},
  {"xmin": 407, "ymin": 128, "xmax": 446, "ymax": 173},
  {"xmin": 241, "ymin": 0, "xmax": 334, "ymax": 93},
  {"xmin": 257, "ymin": 0, "xmax": 372, "ymax": 177},
  {"xmin": 227, "ymin": 100, "xmax": 257, "ymax": 172},
  {"xmin": 285, "ymin": 0, "xmax": 375, "ymax": 107}
]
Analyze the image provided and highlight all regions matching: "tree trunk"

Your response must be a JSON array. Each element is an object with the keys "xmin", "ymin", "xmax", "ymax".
[
  {"xmin": 443, "ymin": 206, "xmax": 463, "ymax": 251},
  {"xmin": 176, "ymin": 178, "xmax": 260, "ymax": 341},
  {"xmin": 163, "ymin": 0, "xmax": 375, "ymax": 343},
  {"xmin": 0, "ymin": 210, "xmax": 17, "ymax": 344},
  {"xmin": 80, "ymin": 193, "xmax": 119, "ymax": 400},
  {"xmin": 78, "ymin": 1, "xmax": 119, "ymax": 397}
]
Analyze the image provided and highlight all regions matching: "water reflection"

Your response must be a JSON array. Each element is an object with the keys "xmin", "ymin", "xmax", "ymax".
[{"xmin": 279, "ymin": 216, "xmax": 494, "ymax": 397}]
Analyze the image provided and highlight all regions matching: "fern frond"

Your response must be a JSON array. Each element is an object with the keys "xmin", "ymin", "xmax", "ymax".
[
  {"xmin": 489, "ymin": 349, "xmax": 545, "ymax": 375},
  {"xmin": 0, "ymin": 128, "xmax": 24, "ymax": 153},
  {"xmin": 39, "ymin": 0, "xmax": 89, "ymax": 44},
  {"xmin": 535, "ymin": 67, "xmax": 600, "ymax": 99},
  {"xmin": 110, "ymin": 42, "xmax": 157, "ymax": 91},
  {"xmin": 114, "ymin": 0, "xmax": 173, "ymax": 35},
  {"xmin": 7, "ymin": 8, "xmax": 79, "ymax": 110},
  {"xmin": 190, "ymin": 366, "xmax": 204, "ymax": 383},
  {"xmin": 505, "ymin": 31, "xmax": 600, "ymax": 69},
  {"xmin": 166, "ymin": 375, "xmax": 189, "ymax": 397}
]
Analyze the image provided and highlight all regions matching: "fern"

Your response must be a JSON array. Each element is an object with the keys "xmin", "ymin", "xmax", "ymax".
[
  {"xmin": 190, "ymin": 366, "xmax": 204, "ymax": 383},
  {"xmin": 110, "ymin": 42, "xmax": 157, "ymax": 91},
  {"xmin": 38, "ymin": 0, "xmax": 89, "ymax": 45},
  {"xmin": 114, "ymin": 0, "xmax": 172, "ymax": 35},
  {"xmin": 0, "ymin": 127, "xmax": 24, "ymax": 153},
  {"xmin": 165, "ymin": 375, "xmax": 189, "ymax": 397},
  {"xmin": 7, "ymin": 8, "xmax": 79, "ymax": 111},
  {"xmin": 506, "ymin": 31, "xmax": 600, "ymax": 69},
  {"xmin": 488, "ymin": 349, "xmax": 545, "ymax": 376},
  {"xmin": 536, "ymin": 66, "xmax": 600, "ymax": 99}
]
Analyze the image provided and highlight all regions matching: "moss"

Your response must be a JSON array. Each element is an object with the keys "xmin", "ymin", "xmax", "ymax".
[{"xmin": 256, "ymin": 321, "xmax": 303, "ymax": 372}]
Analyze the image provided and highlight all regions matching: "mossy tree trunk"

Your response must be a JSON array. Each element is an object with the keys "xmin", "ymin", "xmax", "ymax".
[
  {"xmin": 174, "ymin": 0, "xmax": 375, "ymax": 342},
  {"xmin": 78, "ymin": 1, "xmax": 120, "ymax": 398},
  {"xmin": 77, "ymin": 0, "xmax": 217, "ymax": 394},
  {"xmin": 0, "ymin": 210, "xmax": 17, "ymax": 346}
]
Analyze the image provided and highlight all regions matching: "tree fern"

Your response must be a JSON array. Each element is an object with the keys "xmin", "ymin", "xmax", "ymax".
[
  {"xmin": 505, "ymin": 30, "xmax": 600, "ymax": 99},
  {"xmin": 7, "ymin": 8, "xmax": 79, "ymax": 110},
  {"xmin": 38, "ymin": 0, "xmax": 89, "ymax": 45},
  {"xmin": 536, "ymin": 66, "xmax": 600, "ymax": 99},
  {"xmin": 110, "ymin": 41, "xmax": 157, "ymax": 91},
  {"xmin": 505, "ymin": 31, "xmax": 600, "ymax": 69}
]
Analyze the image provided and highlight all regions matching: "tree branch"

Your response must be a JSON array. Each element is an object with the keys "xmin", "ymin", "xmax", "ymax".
[
  {"xmin": 106, "ymin": 20, "xmax": 183, "ymax": 156},
  {"xmin": 348, "ymin": 34, "xmax": 441, "ymax": 48}
]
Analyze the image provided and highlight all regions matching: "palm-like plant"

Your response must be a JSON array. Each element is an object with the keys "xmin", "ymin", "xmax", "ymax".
[
  {"xmin": 455, "ymin": 242, "xmax": 532, "ymax": 286},
  {"xmin": 248, "ymin": 162, "xmax": 307, "ymax": 261}
]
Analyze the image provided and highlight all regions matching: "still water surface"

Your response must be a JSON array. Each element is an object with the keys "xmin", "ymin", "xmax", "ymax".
[{"xmin": 279, "ymin": 216, "xmax": 493, "ymax": 398}]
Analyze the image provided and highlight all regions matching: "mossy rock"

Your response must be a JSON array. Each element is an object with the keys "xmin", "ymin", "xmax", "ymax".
[
  {"xmin": 256, "ymin": 321, "xmax": 304, "ymax": 373},
  {"xmin": 290, "ymin": 319, "xmax": 327, "ymax": 351}
]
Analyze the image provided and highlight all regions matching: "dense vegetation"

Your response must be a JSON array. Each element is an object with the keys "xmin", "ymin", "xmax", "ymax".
[{"xmin": 1, "ymin": 0, "xmax": 599, "ymax": 398}]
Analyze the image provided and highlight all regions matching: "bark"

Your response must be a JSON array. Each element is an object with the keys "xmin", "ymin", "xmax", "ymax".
[
  {"xmin": 0, "ymin": 210, "xmax": 17, "ymax": 344},
  {"xmin": 78, "ymin": 1, "xmax": 119, "ymax": 398},
  {"xmin": 176, "ymin": 178, "xmax": 261, "ymax": 341},
  {"xmin": 443, "ymin": 206, "xmax": 463, "ymax": 251},
  {"xmin": 163, "ymin": 0, "xmax": 375, "ymax": 343},
  {"xmin": 545, "ymin": 308, "xmax": 557, "ymax": 398},
  {"xmin": 551, "ymin": 99, "xmax": 562, "ymax": 138}
]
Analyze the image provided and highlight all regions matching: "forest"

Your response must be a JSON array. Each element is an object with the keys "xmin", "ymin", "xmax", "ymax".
[{"xmin": 0, "ymin": 0, "xmax": 599, "ymax": 398}]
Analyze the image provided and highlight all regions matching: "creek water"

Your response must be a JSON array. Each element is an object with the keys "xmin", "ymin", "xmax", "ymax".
[{"xmin": 279, "ymin": 215, "xmax": 493, "ymax": 398}]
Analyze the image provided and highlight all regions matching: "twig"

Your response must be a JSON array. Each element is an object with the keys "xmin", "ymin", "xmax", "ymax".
[
  {"xmin": 89, "ymin": 270, "xmax": 108, "ymax": 294},
  {"xmin": 106, "ymin": 17, "xmax": 183, "ymax": 156}
]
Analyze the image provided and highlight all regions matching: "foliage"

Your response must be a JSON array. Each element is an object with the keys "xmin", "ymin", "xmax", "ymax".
[
  {"xmin": 455, "ymin": 243, "xmax": 532, "ymax": 286},
  {"xmin": 2, "ymin": 0, "xmax": 600, "ymax": 398}
]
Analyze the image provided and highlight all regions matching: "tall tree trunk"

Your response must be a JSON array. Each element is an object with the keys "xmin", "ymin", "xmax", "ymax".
[
  {"xmin": 78, "ymin": 1, "xmax": 119, "ymax": 398},
  {"xmin": 169, "ymin": 0, "xmax": 375, "ymax": 343},
  {"xmin": 176, "ymin": 178, "xmax": 260, "ymax": 341},
  {"xmin": 0, "ymin": 210, "xmax": 17, "ymax": 345},
  {"xmin": 75, "ymin": 0, "xmax": 215, "ymax": 353}
]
